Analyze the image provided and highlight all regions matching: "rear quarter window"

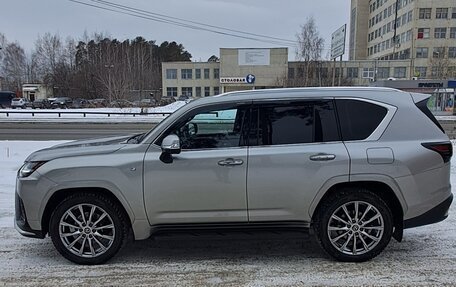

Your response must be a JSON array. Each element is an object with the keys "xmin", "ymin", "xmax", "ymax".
[{"xmin": 336, "ymin": 99, "xmax": 387, "ymax": 141}]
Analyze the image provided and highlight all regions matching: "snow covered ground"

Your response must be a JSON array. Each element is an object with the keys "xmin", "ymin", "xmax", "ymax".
[
  {"xmin": 0, "ymin": 141, "xmax": 455, "ymax": 286},
  {"xmin": 0, "ymin": 101, "xmax": 186, "ymax": 123}
]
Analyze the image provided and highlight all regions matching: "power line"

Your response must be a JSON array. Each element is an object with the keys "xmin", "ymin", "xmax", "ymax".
[{"xmin": 68, "ymin": 0, "xmax": 298, "ymax": 47}]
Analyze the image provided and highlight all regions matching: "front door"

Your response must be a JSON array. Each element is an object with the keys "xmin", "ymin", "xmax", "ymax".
[{"xmin": 144, "ymin": 103, "xmax": 251, "ymax": 225}]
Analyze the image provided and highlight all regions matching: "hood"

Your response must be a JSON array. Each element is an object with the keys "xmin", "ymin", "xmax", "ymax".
[{"xmin": 25, "ymin": 134, "xmax": 134, "ymax": 162}]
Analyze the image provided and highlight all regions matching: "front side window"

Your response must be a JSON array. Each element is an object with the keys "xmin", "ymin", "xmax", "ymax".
[
  {"xmin": 160, "ymin": 105, "xmax": 248, "ymax": 150},
  {"xmin": 249, "ymin": 101, "xmax": 339, "ymax": 146}
]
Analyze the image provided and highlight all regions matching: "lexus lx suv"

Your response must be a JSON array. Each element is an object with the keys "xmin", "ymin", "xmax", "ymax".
[{"xmin": 15, "ymin": 87, "xmax": 453, "ymax": 264}]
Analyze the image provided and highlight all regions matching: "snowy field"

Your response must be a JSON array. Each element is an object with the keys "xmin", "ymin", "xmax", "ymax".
[
  {"xmin": 0, "ymin": 101, "xmax": 186, "ymax": 123},
  {"xmin": 0, "ymin": 141, "xmax": 455, "ymax": 286}
]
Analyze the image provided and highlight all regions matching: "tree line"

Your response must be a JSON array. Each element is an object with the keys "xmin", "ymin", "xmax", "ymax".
[{"xmin": 0, "ymin": 32, "xmax": 191, "ymax": 101}]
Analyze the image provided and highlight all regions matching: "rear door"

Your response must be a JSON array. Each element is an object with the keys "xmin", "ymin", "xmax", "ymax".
[{"xmin": 246, "ymin": 99, "xmax": 350, "ymax": 223}]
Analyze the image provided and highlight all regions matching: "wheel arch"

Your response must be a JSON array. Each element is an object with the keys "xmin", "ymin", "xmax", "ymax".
[
  {"xmin": 41, "ymin": 187, "xmax": 133, "ymax": 236},
  {"xmin": 310, "ymin": 181, "xmax": 405, "ymax": 241}
]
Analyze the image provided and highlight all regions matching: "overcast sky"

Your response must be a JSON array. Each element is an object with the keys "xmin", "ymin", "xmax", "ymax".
[{"xmin": 1, "ymin": 0, "xmax": 350, "ymax": 61}]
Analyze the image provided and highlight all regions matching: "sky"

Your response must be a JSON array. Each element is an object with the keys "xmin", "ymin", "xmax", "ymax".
[{"xmin": 0, "ymin": 0, "xmax": 350, "ymax": 61}]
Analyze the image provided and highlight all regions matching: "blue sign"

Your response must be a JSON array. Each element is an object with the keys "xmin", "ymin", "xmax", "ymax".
[{"xmin": 246, "ymin": 74, "xmax": 256, "ymax": 84}]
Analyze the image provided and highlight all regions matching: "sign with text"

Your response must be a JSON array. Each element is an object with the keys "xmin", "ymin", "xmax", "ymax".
[
  {"xmin": 331, "ymin": 24, "xmax": 346, "ymax": 59},
  {"xmin": 220, "ymin": 74, "xmax": 256, "ymax": 84},
  {"xmin": 238, "ymin": 49, "xmax": 270, "ymax": 66}
]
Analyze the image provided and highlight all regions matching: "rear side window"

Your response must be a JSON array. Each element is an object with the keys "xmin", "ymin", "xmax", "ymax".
[
  {"xmin": 249, "ymin": 100, "xmax": 340, "ymax": 146},
  {"xmin": 416, "ymin": 99, "xmax": 445, "ymax": 133},
  {"xmin": 336, "ymin": 99, "xmax": 387, "ymax": 141}
]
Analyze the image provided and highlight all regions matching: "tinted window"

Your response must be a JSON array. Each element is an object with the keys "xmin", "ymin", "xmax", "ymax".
[
  {"xmin": 336, "ymin": 99, "xmax": 387, "ymax": 141},
  {"xmin": 161, "ymin": 105, "xmax": 249, "ymax": 150},
  {"xmin": 249, "ymin": 100, "xmax": 339, "ymax": 146}
]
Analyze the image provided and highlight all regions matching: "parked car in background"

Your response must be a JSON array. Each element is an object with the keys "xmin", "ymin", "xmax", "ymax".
[
  {"xmin": 88, "ymin": 98, "xmax": 108, "ymax": 108},
  {"xmin": 31, "ymin": 99, "xmax": 52, "ymax": 109},
  {"xmin": 15, "ymin": 87, "xmax": 453, "ymax": 264},
  {"xmin": 0, "ymin": 91, "xmax": 16, "ymax": 108},
  {"xmin": 72, "ymin": 98, "xmax": 89, "ymax": 109},
  {"xmin": 110, "ymin": 99, "xmax": 133, "ymax": 108},
  {"xmin": 51, "ymin": 97, "xmax": 73, "ymax": 109},
  {"xmin": 11, "ymin": 98, "xmax": 30, "ymax": 109},
  {"xmin": 159, "ymin": 97, "xmax": 175, "ymax": 106}
]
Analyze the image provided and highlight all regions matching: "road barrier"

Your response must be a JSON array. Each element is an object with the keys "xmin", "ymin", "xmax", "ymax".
[{"xmin": 0, "ymin": 110, "xmax": 173, "ymax": 118}]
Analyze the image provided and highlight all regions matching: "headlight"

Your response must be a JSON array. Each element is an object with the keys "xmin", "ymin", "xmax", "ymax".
[{"xmin": 18, "ymin": 161, "xmax": 46, "ymax": 178}]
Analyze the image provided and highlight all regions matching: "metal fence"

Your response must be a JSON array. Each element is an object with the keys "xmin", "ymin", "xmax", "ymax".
[{"xmin": 0, "ymin": 110, "xmax": 173, "ymax": 118}]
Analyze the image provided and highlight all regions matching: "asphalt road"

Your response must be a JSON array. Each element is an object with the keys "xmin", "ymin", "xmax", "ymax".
[{"xmin": 0, "ymin": 122, "xmax": 157, "ymax": 140}]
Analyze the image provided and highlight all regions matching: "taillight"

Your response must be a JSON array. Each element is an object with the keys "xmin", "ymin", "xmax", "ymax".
[{"xmin": 422, "ymin": 142, "xmax": 453, "ymax": 163}]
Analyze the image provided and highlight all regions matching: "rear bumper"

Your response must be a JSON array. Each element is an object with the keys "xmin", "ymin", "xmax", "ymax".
[{"xmin": 404, "ymin": 194, "xmax": 453, "ymax": 229}]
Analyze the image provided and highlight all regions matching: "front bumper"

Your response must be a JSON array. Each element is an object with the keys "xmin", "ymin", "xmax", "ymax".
[
  {"xmin": 404, "ymin": 194, "xmax": 453, "ymax": 229},
  {"xmin": 15, "ymin": 193, "xmax": 45, "ymax": 239}
]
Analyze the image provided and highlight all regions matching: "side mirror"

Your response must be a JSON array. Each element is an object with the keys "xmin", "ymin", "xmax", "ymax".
[{"xmin": 161, "ymin": 134, "xmax": 181, "ymax": 155}]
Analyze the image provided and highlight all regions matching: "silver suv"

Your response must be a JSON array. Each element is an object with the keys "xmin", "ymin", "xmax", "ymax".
[{"xmin": 15, "ymin": 87, "xmax": 453, "ymax": 264}]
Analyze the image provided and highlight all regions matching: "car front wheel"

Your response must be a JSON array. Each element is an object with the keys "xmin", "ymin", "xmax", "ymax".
[
  {"xmin": 313, "ymin": 188, "xmax": 393, "ymax": 262},
  {"xmin": 49, "ymin": 192, "xmax": 129, "ymax": 265}
]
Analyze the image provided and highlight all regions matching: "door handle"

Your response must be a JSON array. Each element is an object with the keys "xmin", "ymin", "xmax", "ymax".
[
  {"xmin": 218, "ymin": 158, "xmax": 244, "ymax": 166},
  {"xmin": 309, "ymin": 154, "xmax": 336, "ymax": 161}
]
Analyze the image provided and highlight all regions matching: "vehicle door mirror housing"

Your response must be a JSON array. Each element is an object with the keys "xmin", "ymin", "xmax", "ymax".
[{"xmin": 161, "ymin": 134, "xmax": 181, "ymax": 154}]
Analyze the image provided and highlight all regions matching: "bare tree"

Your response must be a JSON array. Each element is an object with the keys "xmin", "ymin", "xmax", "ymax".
[
  {"xmin": 2, "ymin": 42, "xmax": 27, "ymax": 91},
  {"xmin": 295, "ymin": 16, "xmax": 325, "ymax": 87}
]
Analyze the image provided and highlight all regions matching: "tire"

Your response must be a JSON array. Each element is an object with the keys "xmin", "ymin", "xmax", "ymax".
[
  {"xmin": 49, "ymin": 192, "xmax": 129, "ymax": 265},
  {"xmin": 313, "ymin": 188, "xmax": 393, "ymax": 262}
]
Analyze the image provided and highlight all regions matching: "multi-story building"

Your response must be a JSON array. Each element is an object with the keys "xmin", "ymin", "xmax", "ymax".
[{"xmin": 350, "ymin": 0, "xmax": 456, "ymax": 78}]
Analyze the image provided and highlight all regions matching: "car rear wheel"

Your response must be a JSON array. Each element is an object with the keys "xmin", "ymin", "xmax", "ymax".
[
  {"xmin": 49, "ymin": 192, "xmax": 129, "ymax": 265},
  {"xmin": 313, "ymin": 188, "xmax": 393, "ymax": 262}
]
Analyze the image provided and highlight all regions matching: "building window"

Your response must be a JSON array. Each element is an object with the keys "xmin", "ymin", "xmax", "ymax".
[
  {"xmin": 166, "ymin": 69, "xmax": 177, "ymax": 79},
  {"xmin": 166, "ymin": 87, "xmax": 177, "ymax": 97},
  {"xmin": 195, "ymin": 69, "xmax": 201, "ymax": 79},
  {"xmin": 433, "ymin": 47, "xmax": 445, "ymax": 58},
  {"xmin": 414, "ymin": 67, "xmax": 427, "ymax": 78},
  {"xmin": 347, "ymin": 68, "xmax": 359, "ymax": 78},
  {"xmin": 450, "ymin": 27, "xmax": 456, "ymax": 38},
  {"xmin": 377, "ymin": 67, "xmax": 390, "ymax": 79},
  {"xmin": 416, "ymin": 47, "xmax": 429, "ymax": 58},
  {"xmin": 452, "ymin": 8, "xmax": 456, "ymax": 19},
  {"xmin": 362, "ymin": 67, "xmax": 375, "ymax": 79},
  {"xmin": 407, "ymin": 10, "xmax": 413, "ymax": 22},
  {"xmin": 417, "ymin": 28, "xmax": 430, "ymax": 39},
  {"xmin": 419, "ymin": 8, "xmax": 431, "ymax": 19},
  {"xmin": 204, "ymin": 87, "xmax": 210, "ymax": 97},
  {"xmin": 204, "ymin": 68, "xmax": 210, "ymax": 79},
  {"xmin": 436, "ymin": 8, "xmax": 448, "ymax": 19},
  {"xmin": 393, "ymin": 67, "xmax": 407, "ymax": 78},
  {"xmin": 181, "ymin": 69, "xmax": 192, "ymax": 80},
  {"xmin": 214, "ymin": 87, "xmax": 220, "ymax": 95},
  {"xmin": 434, "ymin": 28, "xmax": 447, "ymax": 39},
  {"xmin": 449, "ymin": 47, "xmax": 456, "ymax": 58},
  {"xmin": 195, "ymin": 87, "xmax": 202, "ymax": 97},
  {"xmin": 213, "ymin": 68, "xmax": 220, "ymax": 79},
  {"xmin": 288, "ymin": 68, "xmax": 295, "ymax": 79},
  {"xmin": 181, "ymin": 87, "xmax": 193, "ymax": 97}
]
